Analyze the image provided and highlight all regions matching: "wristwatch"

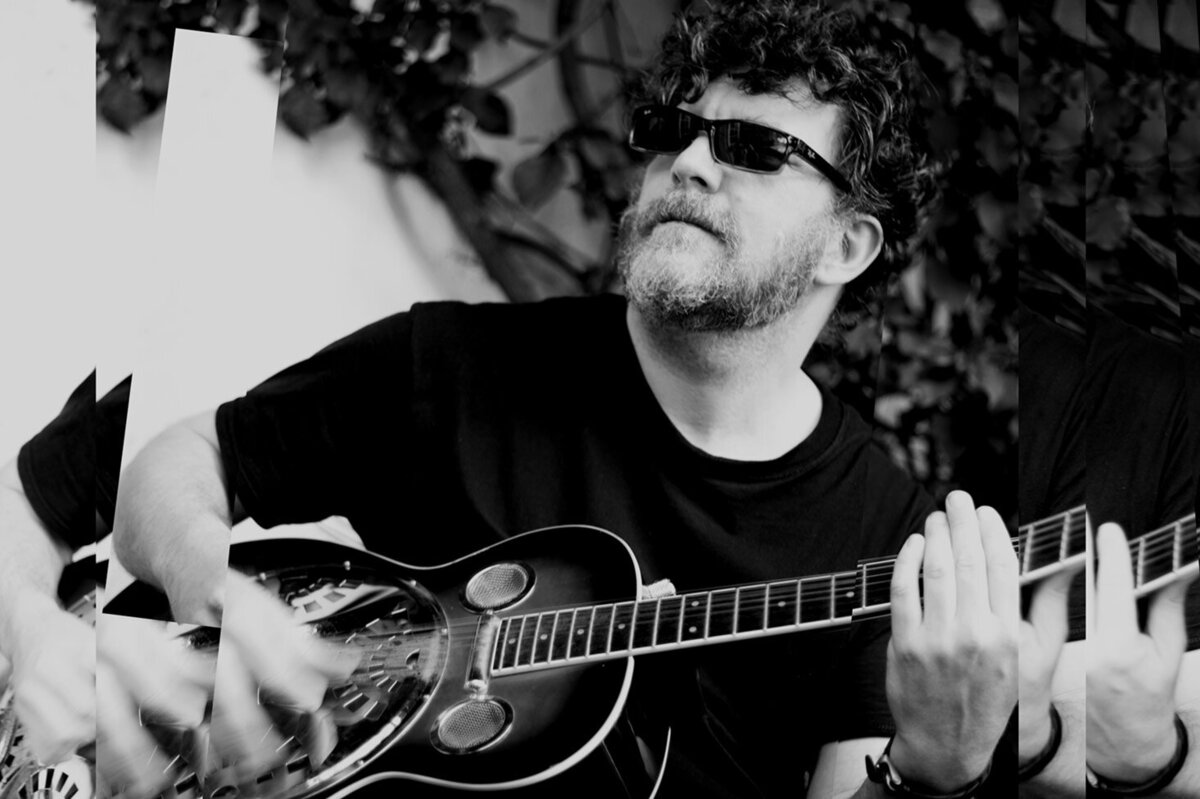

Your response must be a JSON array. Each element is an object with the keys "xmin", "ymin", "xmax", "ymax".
[{"xmin": 865, "ymin": 737, "xmax": 992, "ymax": 799}]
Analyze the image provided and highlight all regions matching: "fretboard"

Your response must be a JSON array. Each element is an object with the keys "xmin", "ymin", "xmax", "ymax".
[
  {"xmin": 1016, "ymin": 504, "xmax": 1088, "ymax": 586},
  {"xmin": 1130, "ymin": 513, "xmax": 1199, "ymax": 597},
  {"xmin": 490, "ymin": 568, "xmax": 881, "ymax": 675}
]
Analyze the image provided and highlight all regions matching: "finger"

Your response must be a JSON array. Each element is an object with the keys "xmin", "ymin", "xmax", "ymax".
[
  {"xmin": 978, "ymin": 504, "xmax": 1020, "ymax": 630},
  {"xmin": 209, "ymin": 636, "xmax": 289, "ymax": 783},
  {"xmin": 1025, "ymin": 568, "xmax": 1075, "ymax": 652},
  {"xmin": 890, "ymin": 533, "xmax": 926, "ymax": 642},
  {"xmin": 1094, "ymin": 522, "xmax": 1138, "ymax": 637},
  {"xmin": 96, "ymin": 663, "xmax": 176, "ymax": 799},
  {"xmin": 921, "ymin": 511, "xmax": 956, "ymax": 628},
  {"xmin": 102, "ymin": 620, "xmax": 211, "ymax": 730},
  {"xmin": 1146, "ymin": 579, "xmax": 1191, "ymax": 669},
  {"xmin": 15, "ymin": 684, "xmax": 95, "ymax": 764},
  {"xmin": 946, "ymin": 491, "xmax": 988, "ymax": 617}
]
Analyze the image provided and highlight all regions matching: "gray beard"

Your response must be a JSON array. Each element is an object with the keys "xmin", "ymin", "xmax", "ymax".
[{"xmin": 614, "ymin": 196, "xmax": 828, "ymax": 333}]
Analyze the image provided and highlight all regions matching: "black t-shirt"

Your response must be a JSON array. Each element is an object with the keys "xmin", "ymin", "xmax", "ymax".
[
  {"xmin": 17, "ymin": 372, "xmax": 132, "ymax": 549},
  {"xmin": 1021, "ymin": 303, "xmax": 1198, "ymax": 644},
  {"xmin": 216, "ymin": 295, "xmax": 934, "ymax": 797}
]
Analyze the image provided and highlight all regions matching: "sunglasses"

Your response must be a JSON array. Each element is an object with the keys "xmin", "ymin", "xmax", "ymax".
[{"xmin": 628, "ymin": 104, "xmax": 851, "ymax": 193}]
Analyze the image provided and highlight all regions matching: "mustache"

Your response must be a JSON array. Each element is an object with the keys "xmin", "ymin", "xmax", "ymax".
[{"xmin": 635, "ymin": 193, "xmax": 736, "ymax": 242}]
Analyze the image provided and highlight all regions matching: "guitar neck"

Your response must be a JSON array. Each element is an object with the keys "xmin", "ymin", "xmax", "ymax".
[
  {"xmin": 1016, "ymin": 505, "xmax": 1088, "ymax": 586},
  {"xmin": 489, "ymin": 506, "xmax": 1195, "ymax": 675},
  {"xmin": 1129, "ymin": 513, "xmax": 1199, "ymax": 598}
]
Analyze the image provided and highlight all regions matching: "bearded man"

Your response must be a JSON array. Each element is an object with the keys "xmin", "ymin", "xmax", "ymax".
[{"xmin": 111, "ymin": 3, "xmax": 1018, "ymax": 797}]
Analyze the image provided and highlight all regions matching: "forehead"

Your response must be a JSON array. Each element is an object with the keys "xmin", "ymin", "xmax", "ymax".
[{"xmin": 677, "ymin": 77, "xmax": 842, "ymax": 162}]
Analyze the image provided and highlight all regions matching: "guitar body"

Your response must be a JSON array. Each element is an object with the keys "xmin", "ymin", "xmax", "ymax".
[{"xmin": 110, "ymin": 527, "xmax": 666, "ymax": 799}]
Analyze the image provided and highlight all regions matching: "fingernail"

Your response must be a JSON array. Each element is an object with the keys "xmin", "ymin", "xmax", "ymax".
[{"xmin": 947, "ymin": 490, "xmax": 972, "ymax": 510}]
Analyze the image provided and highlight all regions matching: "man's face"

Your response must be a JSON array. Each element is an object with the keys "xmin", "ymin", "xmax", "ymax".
[{"xmin": 616, "ymin": 77, "xmax": 846, "ymax": 332}]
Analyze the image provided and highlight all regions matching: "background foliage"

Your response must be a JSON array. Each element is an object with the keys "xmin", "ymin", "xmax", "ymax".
[{"xmin": 88, "ymin": 0, "xmax": 1021, "ymax": 517}]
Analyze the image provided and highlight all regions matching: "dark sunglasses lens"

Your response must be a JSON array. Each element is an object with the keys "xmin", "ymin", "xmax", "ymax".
[
  {"xmin": 714, "ymin": 122, "xmax": 788, "ymax": 172},
  {"xmin": 631, "ymin": 107, "xmax": 694, "ymax": 153}
]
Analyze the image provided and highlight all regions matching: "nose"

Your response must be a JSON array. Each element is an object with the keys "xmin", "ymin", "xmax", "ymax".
[{"xmin": 669, "ymin": 133, "xmax": 723, "ymax": 193}]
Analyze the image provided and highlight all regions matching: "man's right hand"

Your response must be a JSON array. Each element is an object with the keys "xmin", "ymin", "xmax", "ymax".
[
  {"xmin": 9, "ymin": 599, "xmax": 96, "ymax": 765},
  {"xmin": 206, "ymin": 571, "xmax": 360, "ymax": 784}
]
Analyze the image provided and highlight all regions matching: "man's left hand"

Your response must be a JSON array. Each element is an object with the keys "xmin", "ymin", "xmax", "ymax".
[{"xmin": 886, "ymin": 490, "xmax": 1019, "ymax": 790}]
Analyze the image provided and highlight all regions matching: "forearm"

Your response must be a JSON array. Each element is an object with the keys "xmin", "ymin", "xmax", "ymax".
[
  {"xmin": 1021, "ymin": 698, "xmax": 1085, "ymax": 798},
  {"xmin": 112, "ymin": 412, "xmax": 236, "ymax": 624},
  {"xmin": 0, "ymin": 459, "xmax": 71, "ymax": 659}
]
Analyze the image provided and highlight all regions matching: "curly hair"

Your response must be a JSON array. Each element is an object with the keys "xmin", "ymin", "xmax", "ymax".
[{"xmin": 636, "ymin": 0, "xmax": 937, "ymax": 303}]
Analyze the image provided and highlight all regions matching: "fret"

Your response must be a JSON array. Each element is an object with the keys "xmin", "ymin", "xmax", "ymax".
[
  {"xmin": 567, "ymin": 608, "xmax": 591, "ymax": 659},
  {"xmin": 1064, "ymin": 511, "xmax": 1087, "ymax": 558},
  {"xmin": 735, "ymin": 584, "xmax": 767, "ymax": 634},
  {"xmin": 633, "ymin": 601, "xmax": 658, "ymax": 649},
  {"xmin": 532, "ymin": 613, "xmax": 555, "ymax": 664},
  {"xmin": 1021, "ymin": 521, "xmax": 1034, "ymax": 574},
  {"xmin": 1183, "ymin": 516, "xmax": 1199, "ymax": 564},
  {"xmin": 611, "ymin": 602, "xmax": 636, "ymax": 651},
  {"xmin": 709, "ymin": 589, "xmax": 735, "ymax": 637},
  {"xmin": 1136, "ymin": 536, "xmax": 1147, "ymax": 587},
  {"xmin": 862, "ymin": 561, "xmax": 891, "ymax": 609},
  {"xmin": 1175, "ymin": 522, "xmax": 1183, "ymax": 573},
  {"xmin": 681, "ymin": 593, "xmax": 707, "ymax": 641},
  {"xmin": 833, "ymin": 572, "xmax": 858, "ymax": 618},
  {"xmin": 656, "ymin": 596, "xmax": 684, "ymax": 646},
  {"xmin": 589, "ymin": 604, "xmax": 613, "ymax": 656},
  {"xmin": 799, "ymin": 575, "xmax": 832, "ymax": 623},
  {"xmin": 550, "ymin": 609, "xmax": 574, "ymax": 660},
  {"xmin": 493, "ymin": 617, "xmax": 511, "ymax": 671},
  {"xmin": 515, "ymin": 614, "xmax": 537, "ymax": 667},
  {"xmin": 766, "ymin": 580, "xmax": 799, "ymax": 629}
]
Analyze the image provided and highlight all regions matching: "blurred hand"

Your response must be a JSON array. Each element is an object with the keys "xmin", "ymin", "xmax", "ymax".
[
  {"xmin": 9, "ymin": 602, "xmax": 96, "ymax": 764},
  {"xmin": 96, "ymin": 613, "xmax": 214, "ymax": 799},
  {"xmin": 1086, "ymin": 522, "xmax": 1194, "ymax": 782},
  {"xmin": 206, "ymin": 571, "xmax": 360, "ymax": 786},
  {"xmin": 887, "ymin": 491, "xmax": 1019, "ymax": 790},
  {"xmin": 1018, "ymin": 563, "xmax": 1080, "ymax": 765}
]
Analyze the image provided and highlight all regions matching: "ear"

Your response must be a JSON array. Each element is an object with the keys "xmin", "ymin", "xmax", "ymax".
[{"xmin": 813, "ymin": 213, "xmax": 884, "ymax": 287}]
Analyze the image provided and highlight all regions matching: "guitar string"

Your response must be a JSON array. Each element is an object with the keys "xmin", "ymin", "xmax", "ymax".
[
  {"xmin": 317, "ymin": 521, "xmax": 1181, "ymax": 645},
  {"xmin": 292, "ymin": 512, "xmax": 1192, "ymax": 650}
]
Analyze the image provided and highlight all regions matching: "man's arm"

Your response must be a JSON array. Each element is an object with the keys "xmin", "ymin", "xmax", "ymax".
[
  {"xmin": 112, "ymin": 410, "xmax": 240, "ymax": 625},
  {"xmin": 0, "ymin": 458, "xmax": 96, "ymax": 764},
  {"xmin": 0, "ymin": 458, "xmax": 71, "ymax": 655}
]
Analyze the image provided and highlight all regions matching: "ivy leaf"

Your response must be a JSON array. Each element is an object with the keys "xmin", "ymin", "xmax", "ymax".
[
  {"xmin": 279, "ymin": 84, "xmax": 332, "ymax": 140},
  {"xmin": 480, "ymin": 4, "xmax": 518, "ymax": 41},
  {"xmin": 512, "ymin": 145, "xmax": 568, "ymax": 208},
  {"xmin": 325, "ymin": 67, "xmax": 370, "ymax": 112},
  {"xmin": 213, "ymin": 0, "xmax": 249, "ymax": 34},
  {"xmin": 138, "ymin": 53, "xmax": 172, "ymax": 100},
  {"xmin": 97, "ymin": 74, "xmax": 150, "ymax": 133},
  {"xmin": 461, "ymin": 157, "xmax": 499, "ymax": 195},
  {"xmin": 461, "ymin": 87, "xmax": 511, "ymax": 135}
]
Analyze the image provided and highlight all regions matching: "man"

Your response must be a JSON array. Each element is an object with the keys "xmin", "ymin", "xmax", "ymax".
[{"xmin": 112, "ymin": 3, "xmax": 1017, "ymax": 797}]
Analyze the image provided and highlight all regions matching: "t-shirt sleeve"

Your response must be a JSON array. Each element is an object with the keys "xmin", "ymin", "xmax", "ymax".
[
  {"xmin": 835, "ymin": 449, "xmax": 935, "ymax": 741},
  {"xmin": 96, "ymin": 376, "xmax": 132, "ymax": 531},
  {"xmin": 17, "ymin": 372, "xmax": 98, "ymax": 551},
  {"xmin": 215, "ymin": 312, "xmax": 415, "ymax": 530}
]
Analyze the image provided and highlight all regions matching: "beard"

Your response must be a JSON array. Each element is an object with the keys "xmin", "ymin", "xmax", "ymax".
[{"xmin": 615, "ymin": 190, "xmax": 835, "ymax": 333}]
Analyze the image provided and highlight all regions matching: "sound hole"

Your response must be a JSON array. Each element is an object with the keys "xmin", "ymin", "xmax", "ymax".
[
  {"xmin": 462, "ymin": 563, "xmax": 532, "ymax": 611},
  {"xmin": 433, "ymin": 700, "xmax": 513, "ymax": 754}
]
